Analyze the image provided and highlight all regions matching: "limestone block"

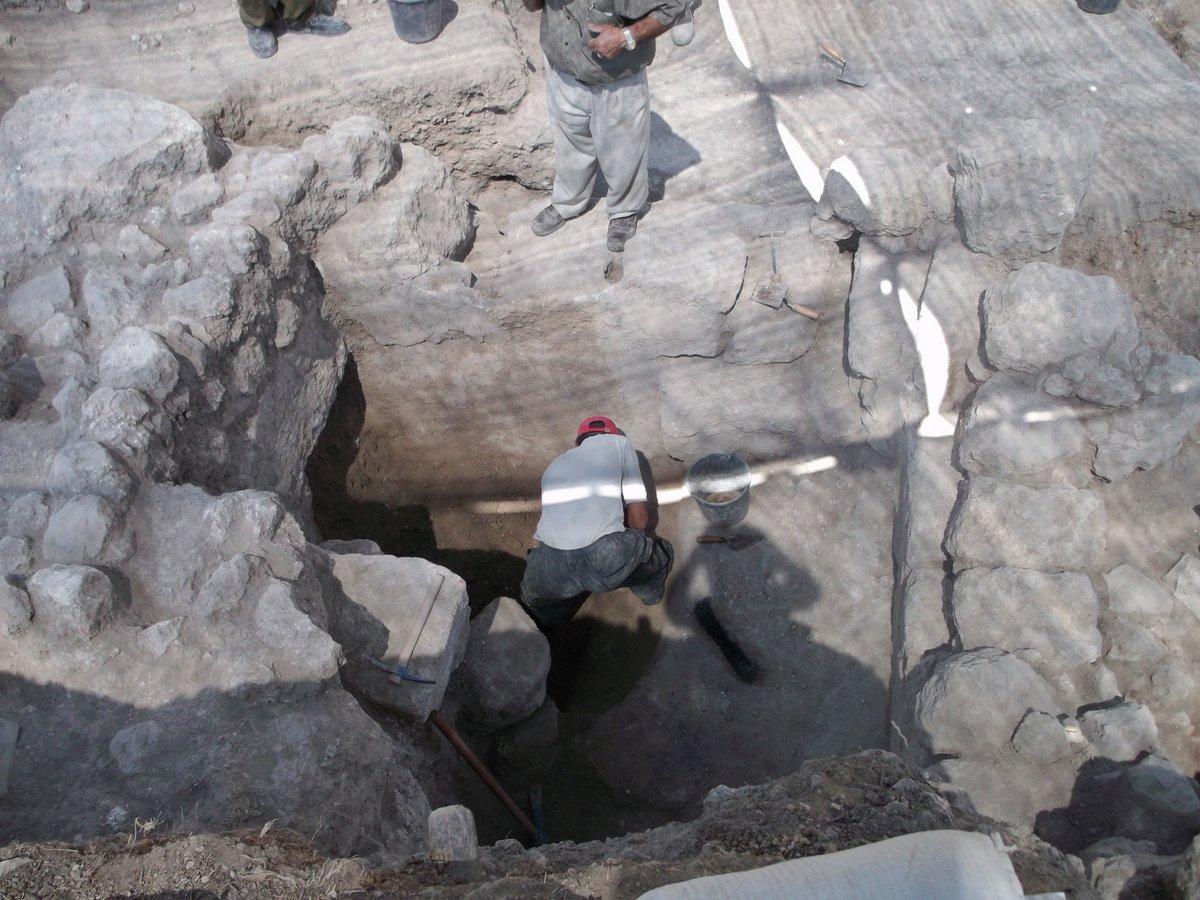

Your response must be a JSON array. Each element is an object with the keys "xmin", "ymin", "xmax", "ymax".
[
  {"xmin": 1011, "ymin": 710, "xmax": 1071, "ymax": 765},
  {"xmin": 82, "ymin": 265, "xmax": 147, "ymax": 344},
  {"xmin": 5, "ymin": 267, "xmax": 73, "ymax": 334},
  {"xmin": 48, "ymin": 441, "xmax": 136, "ymax": 503},
  {"xmin": 211, "ymin": 190, "xmax": 284, "ymax": 230},
  {"xmin": 211, "ymin": 492, "xmax": 306, "ymax": 581},
  {"xmin": 922, "ymin": 163, "xmax": 955, "ymax": 223},
  {"xmin": 952, "ymin": 567, "xmax": 1101, "ymax": 670},
  {"xmin": 42, "ymin": 495, "xmax": 126, "ymax": 565},
  {"xmin": 913, "ymin": 647, "xmax": 1061, "ymax": 758},
  {"xmin": 320, "ymin": 539, "xmax": 383, "ymax": 556},
  {"xmin": 1103, "ymin": 564, "xmax": 1175, "ymax": 618},
  {"xmin": 251, "ymin": 578, "xmax": 341, "ymax": 684},
  {"xmin": 161, "ymin": 275, "xmax": 238, "ymax": 346},
  {"xmin": 954, "ymin": 104, "xmax": 1105, "ymax": 260},
  {"xmin": 957, "ymin": 373, "xmax": 1088, "ymax": 481},
  {"xmin": 0, "ymin": 580, "xmax": 33, "ymax": 636},
  {"xmin": 724, "ymin": 299, "xmax": 817, "ymax": 366},
  {"xmin": 1079, "ymin": 702, "xmax": 1158, "ymax": 762},
  {"xmin": 171, "ymin": 173, "xmax": 225, "ymax": 224},
  {"xmin": 428, "ymin": 804, "xmax": 481, "ymax": 880},
  {"xmin": 0, "ymin": 536, "xmax": 33, "ymax": 576},
  {"xmin": 1117, "ymin": 754, "xmax": 1200, "ymax": 844},
  {"xmin": 981, "ymin": 262, "xmax": 1139, "ymax": 380},
  {"xmin": 1168, "ymin": 553, "xmax": 1200, "ymax": 621},
  {"xmin": 117, "ymin": 225, "xmax": 167, "ymax": 265},
  {"xmin": 245, "ymin": 149, "xmax": 317, "ymax": 209},
  {"xmin": 1090, "ymin": 353, "xmax": 1200, "ymax": 481},
  {"xmin": 1102, "ymin": 616, "xmax": 1169, "ymax": 667},
  {"xmin": 326, "ymin": 554, "xmax": 470, "ymax": 721},
  {"xmin": 898, "ymin": 434, "xmax": 960, "ymax": 569},
  {"xmin": 1047, "ymin": 353, "xmax": 1141, "ymax": 408},
  {"xmin": 109, "ymin": 721, "xmax": 163, "ymax": 776},
  {"xmin": 98, "ymin": 326, "xmax": 180, "ymax": 403},
  {"xmin": 195, "ymin": 554, "xmax": 264, "ymax": 617},
  {"xmin": 944, "ymin": 476, "xmax": 1105, "ymax": 573},
  {"xmin": 82, "ymin": 387, "xmax": 160, "ymax": 452},
  {"xmin": 0, "ymin": 84, "xmax": 223, "ymax": 246},
  {"xmin": 464, "ymin": 597, "xmax": 549, "ymax": 728},
  {"xmin": 927, "ymin": 753, "xmax": 1075, "ymax": 831},
  {"xmin": 5, "ymin": 492, "xmax": 49, "ymax": 537},
  {"xmin": 29, "ymin": 313, "xmax": 86, "ymax": 355},
  {"xmin": 27, "ymin": 563, "xmax": 116, "ymax": 639},
  {"xmin": 302, "ymin": 116, "xmax": 397, "ymax": 202},
  {"xmin": 188, "ymin": 223, "xmax": 268, "ymax": 278},
  {"xmin": 392, "ymin": 142, "xmax": 474, "ymax": 260},
  {"xmin": 823, "ymin": 147, "xmax": 930, "ymax": 236},
  {"xmin": 897, "ymin": 567, "xmax": 950, "ymax": 676}
]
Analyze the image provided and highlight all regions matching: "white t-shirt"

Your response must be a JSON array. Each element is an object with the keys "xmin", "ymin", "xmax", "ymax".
[{"xmin": 532, "ymin": 433, "xmax": 648, "ymax": 550}]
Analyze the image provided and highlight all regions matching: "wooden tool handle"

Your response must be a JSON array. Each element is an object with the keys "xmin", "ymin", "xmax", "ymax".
[
  {"xmin": 785, "ymin": 300, "xmax": 822, "ymax": 320},
  {"xmin": 820, "ymin": 42, "xmax": 846, "ymax": 65},
  {"xmin": 399, "ymin": 572, "xmax": 445, "ymax": 666}
]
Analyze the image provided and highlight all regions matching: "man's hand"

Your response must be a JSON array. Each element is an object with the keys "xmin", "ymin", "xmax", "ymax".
[
  {"xmin": 586, "ymin": 23, "xmax": 626, "ymax": 59},
  {"xmin": 625, "ymin": 502, "xmax": 650, "ymax": 531}
]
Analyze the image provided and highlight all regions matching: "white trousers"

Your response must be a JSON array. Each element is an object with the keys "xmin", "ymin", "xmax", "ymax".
[{"xmin": 543, "ymin": 61, "xmax": 650, "ymax": 221}]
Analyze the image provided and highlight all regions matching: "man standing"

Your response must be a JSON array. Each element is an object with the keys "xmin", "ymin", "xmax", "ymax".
[
  {"xmin": 522, "ymin": 0, "xmax": 686, "ymax": 252},
  {"xmin": 521, "ymin": 416, "xmax": 674, "ymax": 629},
  {"xmin": 237, "ymin": 0, "xmax": 350, "ymax": 60}
]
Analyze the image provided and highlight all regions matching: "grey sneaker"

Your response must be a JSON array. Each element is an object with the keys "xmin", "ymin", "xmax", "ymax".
[
  {"xmin": 290, "ymin": 14, "xmax": 350, "ymax": 35},
  {"xmin": 247, "ymin": 25, "xmax": 278, "ymax": 58},
  {"xmin": 672, "ymin": 1, "xmax": 694, "ymax": 46},
  {"xmin": 531, "ymin": 205, "xmax": 567, "ymax": 237},
  {"xmin": 606, "ymin": 214, "xmax": 638, "ymax": 252}
]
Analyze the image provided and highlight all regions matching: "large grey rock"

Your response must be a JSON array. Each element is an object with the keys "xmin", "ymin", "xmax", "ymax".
[
  {"xmin": 302, "ymin": 115, "xmax": 398, "ymax": 203},
  {"xmin": 108, "ymin": 721, "xmax": 163, "ymax": 776},
  {"xmin": 945, "ymin": 476, "xmax": 1105, "ymax": 573},
  {"xmin": 427, "ymin": 804, "xmax": 480, "ymax": 881},
  {"xmin": 81, "ymin": 265, "xmax": 148, "ymax": 344},
  {"xmin": 0, "ymin": 84, "xmax": 224, "ymax": 249},
  {"xmin": 171, "ymin": 173, "xmax": 225, "ymax": 224},
  {"xmin": 0, "ymin": 580, "xmax": 33, "ymax": 636},
  {"xmin": 822, "ymin": 147, "xmax": 929, "ymax": 236},
  {"xmin": 81, "ymin": 386, "xmax": 174, "ymax": 480},
  {"xmin": 391, "ymin": 143, "xmax": 474, "ymax": 261},
  {"xmin": 1168, "ymin": 553, "xmax": 1200, "ymax": 621},
  {"xmin": 324, "ymin": 553, "xmax": 469, "ymax": 721},
  {"xmin": 954, "ymin": 104, "xmax": 1105, "ymax": 260},
  {"xmin": 897, "ymin": 434, "xmax": 960, "ymax": 570},
  {"xmin": 28, "ymin": 313, "xmax": 86, "ymax": 355},
  {"xmin": 117, "ymin": 225, "xmax": 167, "ymax": 265},
  {"xmin": 464, "ymin": 597, "xmax": 549, "ymax": 728},
  {"xmin": 1103, "ymin": 564, "xmax": 1175, "ymax": 618},
  {"xmin": 980, "ymin": 262, "xmax": 1140, "ymax": 390},
  {"xmin": 161, "ymin": 275, "xmax": 239, "ymax": 347},
  {"xmin": 42, "ymin": 494, "xmax": 128, "ymax": 565},
  {"xmin": 0, "ymin": 536, "xmax": 33, "ymax": 577},
  {"xmin": 26, "ymin": 564, "xmax": 116, "ymax": 640},
  {"xmin": 98, "ymin": 326, "xmax": 180, "ymax": 403},
  {"xmin": 1079, "ymin": 702, "xmax": 1158, "ymax": 762},
  {"xmin": 898, "ymin": 568, "xmax": 950, "ymax": 678},
  {"xmin": 1011, "ymin": 710, "xmax": 1071, "ymax": 765},
  {"xmin": 47, "ymin": 441, "xmax": 136, "ymax": 504},
  {"xmin": 913, "ymin": 647, "xmax": 1061, "ymax": 758},
  {"xmin": 1089, "ymin": 352, "xmax": 1200, "ymax": 481},
  {"xmin": 188, "ymin": 223, "xmax": 268, "ymax": 278},
  {"xmin": 4, "ymin": 267, "xmax": 73, "ymax": 334},
  {"xmin": 1117, "ymin": 754, "xmax": 1200, "ymax": 848},
  {"xmin": 952, "ymin": 567, "xmax": 1101, "ymax": 670},
  {"xmin": 956, "ymin": 374, "xmax": 1088, "ymax": 482}
]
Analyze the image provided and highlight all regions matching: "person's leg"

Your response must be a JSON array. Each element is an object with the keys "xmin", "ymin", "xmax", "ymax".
[
  {"xmin": 238, "ymin": 0, "xmax": 279, "ymax": 28},
  {"xmin": 520, "ymin": 545, "xmax": 591, "ymax": 630},
  {"xmin": 624, "ymin": 535, "xmax": 674, "ymax": 605},
  {"xmin": 543, "ymin": 64, "xmax": 601, "ymax": 220},
  {"xmin": 276, "ymin": 0, "xmax": 316, "ymax": 27},
  {"xmin": 592, "ymin": 71, "xmax": 650, "ymax": 221}
]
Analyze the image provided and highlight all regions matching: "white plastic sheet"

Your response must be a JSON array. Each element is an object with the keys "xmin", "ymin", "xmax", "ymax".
[{"xmin": 638, "ymin": 830, "xmax": 1027, "ymax": 900}]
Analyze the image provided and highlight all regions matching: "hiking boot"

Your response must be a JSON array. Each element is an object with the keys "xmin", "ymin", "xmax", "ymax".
[
  {"xmin": 531, "ymin": 205, "xmax": 567, "ymax": 237},
  {"xmin": 671, "ymin": 0, "xmax": 694, "ymax": 46},
  {"xmin": 606, "ymin": 214, "xmax": 638, "ymax": 252},
  {"xmin": 290, "ymin": 14, "xmax": 350, "ymax": 35},
  {"xmin": 246, "ymin": 25, "xmax": 278, "ymax": 58}
]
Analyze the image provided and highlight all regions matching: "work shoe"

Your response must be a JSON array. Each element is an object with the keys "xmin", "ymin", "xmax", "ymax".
[
  {"xmin": 671, "ymin": 0, "xmax": 694, "ymax": 46},
  {"xmin": 246, "ymin": 25, "xmax": 278, "ymax": 58},
  {"xmin": 531, "ymin": 205, "xmax": 567, "ymax": 237},
  {"xmin": 290, "ymin": 14, "xmax": 350, "ymax": 35},
  {"xmin": 606, "ymin": 214, "xmax": 638, "ymax": 252}
]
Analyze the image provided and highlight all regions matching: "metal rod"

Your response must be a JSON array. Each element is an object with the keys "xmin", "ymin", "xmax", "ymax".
[{"xmin": 428, "ymin": 710, "xmax": 540, "ymax": 843}]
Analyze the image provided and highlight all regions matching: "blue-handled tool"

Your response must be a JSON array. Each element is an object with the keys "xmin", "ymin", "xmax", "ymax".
[{"xmin": 366, "ymin": 655, "xmax": 436, "ymax": 684}]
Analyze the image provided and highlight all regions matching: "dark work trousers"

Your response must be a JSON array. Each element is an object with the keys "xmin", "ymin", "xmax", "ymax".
[
  {"xmin": 238, "ymin": 0, "xmax": 315, "ymax": 28},
  {"xmin": 520, "ymin": 529, "xmax": 674, "ymax": 629}
]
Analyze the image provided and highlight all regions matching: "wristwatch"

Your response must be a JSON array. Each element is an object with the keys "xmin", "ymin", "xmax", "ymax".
[{"xmin": 622, "ymin": 28, "xmax": 636, "ymax": 51}]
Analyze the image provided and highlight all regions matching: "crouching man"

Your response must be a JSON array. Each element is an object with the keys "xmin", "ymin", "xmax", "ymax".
[{"xmin": 520, "ymin": 415, "xmax": 674, "ymax": 630}]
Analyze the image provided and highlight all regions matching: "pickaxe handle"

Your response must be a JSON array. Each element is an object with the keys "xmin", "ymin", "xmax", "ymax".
[{"xmin": 397, "ymin": 572, "xmax": 445, "ymax": 673}]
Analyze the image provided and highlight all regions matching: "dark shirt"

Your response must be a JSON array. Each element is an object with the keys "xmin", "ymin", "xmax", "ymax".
[{"xmin": 539, "ymin": 0, "xmax": 687, "ymax": 85}]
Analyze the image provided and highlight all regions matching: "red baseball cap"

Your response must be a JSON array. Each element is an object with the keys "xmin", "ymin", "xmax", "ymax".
[{"xmin": 575, "ymin": 415, "xmax": 619, "ymax": 444}]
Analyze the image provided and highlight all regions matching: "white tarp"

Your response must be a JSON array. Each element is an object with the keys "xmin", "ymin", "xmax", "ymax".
[{"xmin": 638, "ymin": 830, "xmax": 1027, "ymax": 900}]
